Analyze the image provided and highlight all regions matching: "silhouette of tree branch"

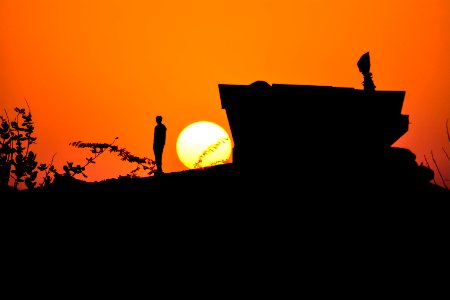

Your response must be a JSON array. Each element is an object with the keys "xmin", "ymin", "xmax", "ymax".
[
  {"xmin": 193, "ymin": 137, "xmax": 230, "ymax": 169},
  {"xmin": 443, "ymin": 147, "xmax": 450, "ymax": 163},
  {"xmin": 23, "ymin": 99, "xmax": 33, "ymax": 159},
  {"xmin": 423, "ymin": 155, "xmax": 437, "ymax": 186},
  {"xmin": 38, "ymin": 153, "xmax": 56, "ymax": 187},
  {"xmin": 3, "ymin": 108, "xmax": 12, "ymax": 163},
  {"xmin": 443, "ymin": 118, "xmax": 449, "ymax": 183},
  {"xmin": 108, "ymin": 145, "xmax": 156, "ymax": 177},
  {"xmin": 64, "ymin": 137, "xmax": 119, "ymax": 178},
  {"xmin": 430, "ymin": 150, "xmax": 448, "ymax": 190},
  {"xmin": 69, "ymin": 138, "xmax": 156, "ymax": 178},
  {"xmin": 446, "ymin": 118, "xmax": 449, "ymax": 142}
]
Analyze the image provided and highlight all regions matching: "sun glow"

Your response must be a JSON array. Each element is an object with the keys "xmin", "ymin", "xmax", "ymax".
[{"xmin": 176, "ymin": 121, "xmax": 232, "ymax": 169}]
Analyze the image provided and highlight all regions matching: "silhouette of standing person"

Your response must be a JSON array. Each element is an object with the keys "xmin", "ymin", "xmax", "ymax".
[{"xmin": 153, "ymin": 115, "xmax": 167, "ymax": 175}]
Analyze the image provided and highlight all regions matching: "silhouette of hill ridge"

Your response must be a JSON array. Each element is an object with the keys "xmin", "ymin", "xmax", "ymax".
[
  {"xmin": 4, "ymin": 152, "xmax": 449, "ymax": 237},
  {"xmin": 11, "ymin": 151, "xmax": 449, "ymax": 201}
]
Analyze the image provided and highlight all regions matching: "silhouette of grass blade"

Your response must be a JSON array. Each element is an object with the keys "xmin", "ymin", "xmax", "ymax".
[
  {"xmin": 193, "ymin": 137, "xmax": 230, "ymax": 169},
  {"xmin": 430, "ymin": 150, "xmax": 448, "ymax": 190}
]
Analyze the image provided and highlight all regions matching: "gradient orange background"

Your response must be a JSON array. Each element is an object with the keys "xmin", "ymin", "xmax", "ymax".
[{"xmin": 1, "ymin": 0, "xmax": 449, "ymax": 186}]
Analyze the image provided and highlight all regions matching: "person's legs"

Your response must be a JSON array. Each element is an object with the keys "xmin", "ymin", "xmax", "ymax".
[{"xmin": 154, "ymin": 148, "xmax": 164, "ymax": 174}]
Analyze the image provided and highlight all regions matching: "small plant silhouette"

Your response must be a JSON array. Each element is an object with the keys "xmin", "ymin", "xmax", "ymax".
[
  {"xmin": 1, "ymin": 103, "xmax": 157, "ymax": 192},
  {"xmin": 424, "ymin": 118, "xmax": 449, "ymax": 190},
  {"xmin": 193, "ymin": 137, "xmax": 230, "ymax": 169},
  {"xmin": 0, "ymin": 102, "xmax": 49, "ymax": 191}
]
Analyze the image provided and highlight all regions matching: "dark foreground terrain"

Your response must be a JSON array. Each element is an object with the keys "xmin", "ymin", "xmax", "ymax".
[
  {"xmin": 2, "ymin": 146, "xmax": 449, "ymax": 227},
  {"xmin": 2, "ymin": 149, "xmax": 449, "ymax": 256},
  {"xmin": 4, "ymin": 147, "xmax": 449, "ymax": 202}
]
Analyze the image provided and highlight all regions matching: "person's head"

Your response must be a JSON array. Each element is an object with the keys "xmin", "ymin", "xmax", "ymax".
[{"xmin": 156, "ymin": 115, "xmax": 163, "ymax": 124}]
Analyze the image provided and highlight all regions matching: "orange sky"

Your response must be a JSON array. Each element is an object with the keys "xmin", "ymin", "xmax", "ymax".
[{"xmin": 1, "ymin": 0, "xmax": 449, "ymax": 187}]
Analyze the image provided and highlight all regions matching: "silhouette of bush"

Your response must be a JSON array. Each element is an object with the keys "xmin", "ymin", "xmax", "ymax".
[
  {"xmin": 0, "ymin": 103, "xmax": 49, "ymax": 191},
  {"xmin": 1, "ymin": 104, "xmax": 157, "ymax": 192}
]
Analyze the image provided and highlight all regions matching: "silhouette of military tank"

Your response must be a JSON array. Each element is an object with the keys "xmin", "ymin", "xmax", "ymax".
[
  {"xmin": 217, "ymin": 52, "xmax": 417, "ymax": 182},
  {"xmin": 219, "ymin": 80, "xmax": 409, "ymax": 173}
]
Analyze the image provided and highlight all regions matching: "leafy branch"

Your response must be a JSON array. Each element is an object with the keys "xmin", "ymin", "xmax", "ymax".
[
  {"xmin": 38, "ymin": 153, "xmax": 57, "ymax": 188},
  {"xmin": 69, "ymin": 138, "xmax": 156, "ymax": 178},
  {"xmin": 193, "ymin": 137, "xmax": 230, "ymax": 169},
  {"xmin": 0, "ymin": 103, "xmax": 42, "ymax": 190}
]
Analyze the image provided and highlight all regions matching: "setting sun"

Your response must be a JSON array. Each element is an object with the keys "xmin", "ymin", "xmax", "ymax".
[{"xmin": 176, "ymin": 121, "xmax": 232, "ymax": 169}]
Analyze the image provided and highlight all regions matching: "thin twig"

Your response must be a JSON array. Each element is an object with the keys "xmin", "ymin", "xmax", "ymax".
[
  {"xmin": 25, "ymin": 98, "xmax": 31, "ymax": 114},
  {"xmin": 430, "ymin": 150, "xmax": 448, "ymax": 189},
  {"xmin": 12, "ymin": 110, "xmax": 23, "ymax": 189},
  {"xmin": 73, "ymin": 137, "xmax": 118, "ymax": 177},
  {"xmin": 23, "ymin": 105, "xmax": 32, "ymax": 159},
  {"xmin": 423, "ymin": 155, "xmax": 437, "ymax": 185},
  {"xmin": 443, "ymin": 147, "xmax": 450, "ymax": 163},
  {"xmin": 3, "ymin": 109, "xmax": 10, "ymax": 124},
  {"xmin": 3, "ymin": 109, "xmax": 12, "ymax": 162},
  {"xmin": 41, "ymin": 153, "xmax": 56, "ymax": 187},
  {"xmin": 446, "ymin": 118, "xmax": 449, "ymax": 142}
]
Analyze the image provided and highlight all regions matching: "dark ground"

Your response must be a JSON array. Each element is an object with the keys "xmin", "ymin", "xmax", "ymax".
[
  {"xmin": 2, "ymin": 156, "xmax": 449, "ymax": 269},
  {"xmin": 4, "ymin": 153, "xmax": 449, "ymax": 201},
  {"xmin": 2, "ymin": 147, "xmax": 449, "ymax": 228}
]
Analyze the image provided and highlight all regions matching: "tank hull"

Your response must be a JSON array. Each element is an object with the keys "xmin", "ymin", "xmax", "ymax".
[{"xmin": 218, "ymin": 82, "xmax": 409, "ymax": 174}]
